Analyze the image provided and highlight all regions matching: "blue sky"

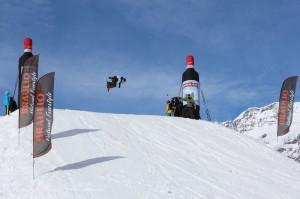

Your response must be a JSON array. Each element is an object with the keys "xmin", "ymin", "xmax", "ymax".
[{"xmin": 0, "ymin": 0, "xmax": 299, "ymax": 121}]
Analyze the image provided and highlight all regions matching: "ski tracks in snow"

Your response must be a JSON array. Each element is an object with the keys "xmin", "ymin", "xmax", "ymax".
[
  {"xmin": 2, "ymin": 110, "xmax": 300, "ymax": 198},
  {"xmin": 112, "ymin": 116, "xmax": 214, "ymax": 198}
]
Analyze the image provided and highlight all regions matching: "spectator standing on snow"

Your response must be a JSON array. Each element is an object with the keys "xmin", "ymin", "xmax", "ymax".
[{"xmin": 3, "ymin": 91, "xmax": 10, "ymax": 115}]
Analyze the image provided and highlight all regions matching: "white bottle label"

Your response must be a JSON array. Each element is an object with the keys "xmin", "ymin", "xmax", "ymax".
[{"xmin": 182, "ymin": 80, "xmax": 199, "ymax": 106}]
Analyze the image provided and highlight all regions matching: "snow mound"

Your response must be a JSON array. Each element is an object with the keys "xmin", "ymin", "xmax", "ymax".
[{"xmin": 1, "ymin": 109, "xmax": 300, "ymax": 199}]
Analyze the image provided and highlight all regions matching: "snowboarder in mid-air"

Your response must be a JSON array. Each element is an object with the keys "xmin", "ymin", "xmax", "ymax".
[{"xmin": 106, "ymin": 76, "xmax": 126, "ymax": 92}]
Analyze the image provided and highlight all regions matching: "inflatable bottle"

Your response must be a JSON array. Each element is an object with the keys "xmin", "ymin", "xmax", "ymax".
[{"xmin": 181, "ymin": 55, "xmax": 200, "ymax": 119}]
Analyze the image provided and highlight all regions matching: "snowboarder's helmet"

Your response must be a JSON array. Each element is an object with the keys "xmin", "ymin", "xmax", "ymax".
[
  {"xmin": 23, "ymin": 38, "xmax": 32, "ymax": 50},
  {"xmin": 186, "ymin": 55, "xmax": 194, "ymax": 65}
]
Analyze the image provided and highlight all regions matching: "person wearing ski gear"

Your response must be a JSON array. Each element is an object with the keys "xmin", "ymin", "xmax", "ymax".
[
  {"xmin": 107, "ymin": 76, "xmax": 118, "ymax": 92},
  {"xmin": 106, "ymin": 75, "xmax": 126, "ymax": 92},
  {"xmin": 2, "ymin": 91, "xmax": 10, "ymax": 115},
  {"xmin": 18, "ymin": 38, "xmax": 33, "ymax": 107},
  {"xmin": 9, "ymin": 97, "xmax": 18, "ymax": 113},
  {"xmin": 165, "ymin": 100, "xmax": 172, "ymax": 116},
  {"xmin": 118, "ymin": 76, "xmax": 126, "ymax": 88},
  {"xmin": 171, "ymin": 97, "xmax": 183, "ymax": 117}
]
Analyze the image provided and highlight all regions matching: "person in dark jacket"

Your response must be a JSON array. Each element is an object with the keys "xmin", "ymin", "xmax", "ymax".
[
  {"xmin": 18, "ymin": 38, "xmax": 33, "ymax": 107},
  {"xmin": 165, "ymin": 100, "xmax": 172, "ymax": 116},
  {"xmin": 9, "ymin": 97, "xmax": 18, "ymax": 113},
  {"xmin": 171, "ymin": 97, "xmax": 183, "ymax": 117},
  {"xmin": 107, "ymin": 76, "xmax": 118, "ymax": 92}
]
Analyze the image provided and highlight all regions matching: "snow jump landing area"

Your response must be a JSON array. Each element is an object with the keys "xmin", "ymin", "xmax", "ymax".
[{"xmin": 1, "ymin": 109, "xmax": 300, "ymax": 199}]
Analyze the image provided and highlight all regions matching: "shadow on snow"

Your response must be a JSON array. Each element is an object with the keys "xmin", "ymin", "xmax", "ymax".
[
  {"xmin": 50, "ymin": 156, "xmax": 125, "ymax": 172},
  {"xmin": 52, "ymin": 129, "xmax": 101, "ymax": 139}
]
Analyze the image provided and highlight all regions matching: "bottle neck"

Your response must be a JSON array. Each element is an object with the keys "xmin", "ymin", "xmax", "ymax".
[
  {"xmin": 186, "ymin": 65, "xmax": 194, "ymax": 69},
  {"xmin": 24, "ymin": 48, "xmax": 32, "ymax": 53}
]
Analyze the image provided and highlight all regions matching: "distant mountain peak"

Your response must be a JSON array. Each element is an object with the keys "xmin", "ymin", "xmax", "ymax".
[
  {"xmin": 223, "ymin": 102, "xmax": 300, "ymax": 162},
  {"xmin": 223, "ymin": 102, "xmax": 278, "ymax": 132}
]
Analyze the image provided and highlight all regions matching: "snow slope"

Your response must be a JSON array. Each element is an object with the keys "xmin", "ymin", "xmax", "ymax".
[
  {"xmin": 1, "ymin": 109, "xmax": 300, "ymax": 199},
  {"xmin": 224, "ymin": 102, "xmax": 300, "ymax": 162}
]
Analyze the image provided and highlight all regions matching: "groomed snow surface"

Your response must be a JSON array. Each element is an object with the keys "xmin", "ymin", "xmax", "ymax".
[
  {"xmin": 224, "ymin": 103, "xmax": 300, "ymax": 161},
  {"xmin": 1, "ymin": 109, "xmax": 300, "ymax": 199}
]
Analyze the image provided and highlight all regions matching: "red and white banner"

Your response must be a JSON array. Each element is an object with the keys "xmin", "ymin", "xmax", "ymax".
[
  {"xmin": 33, "ymin": 72, "xmax": 55, "ymax": 158},
  {"xmin": 19, "ymin": 55, "xmax": 39, "ymax": 128},
  {"xmin": 277, "ymin": 76, "xmax": 298, "ymax": 136}
]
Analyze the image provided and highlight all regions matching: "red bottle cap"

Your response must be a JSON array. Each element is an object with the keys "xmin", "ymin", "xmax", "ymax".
[
  {"xmin": 186, "ymin": 55, "xmax": 194, "ymax": 65},
  {"xmin": 23, "ymin": 38, "xmax": 32, "ymax": 49}
]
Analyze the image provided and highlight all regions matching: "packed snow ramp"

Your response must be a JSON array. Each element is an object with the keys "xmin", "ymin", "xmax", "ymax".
[{"xmin": 1, "ymin": 109, "xmax": 300, "ymax": 199}]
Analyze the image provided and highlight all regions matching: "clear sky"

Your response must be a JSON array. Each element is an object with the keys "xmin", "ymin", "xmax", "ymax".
[{"xmin": 0, "ymin": 0, "xmax": 299, "ymax": 121}]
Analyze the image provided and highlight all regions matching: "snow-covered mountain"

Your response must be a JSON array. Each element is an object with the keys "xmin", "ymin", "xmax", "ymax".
[
  {"xmin": 1, "ymin": 109, "xmax": 300, "ymax": 198},
  {"xmin": 224, "ymin": 102, "xmax": 300, "ymax": 162}
]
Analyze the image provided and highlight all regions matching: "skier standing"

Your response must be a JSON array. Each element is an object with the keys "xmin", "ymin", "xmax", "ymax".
[
  {"xmin": 2, "ymin": 91, "xmax": 10, "ymax": 115},
  {"xmin": 9, "ymin": 97, "xmax": 18, "ymax": 113},
  {"xmin": 165, "ymin": 100, "xmax": 172, "ymax": 116}
]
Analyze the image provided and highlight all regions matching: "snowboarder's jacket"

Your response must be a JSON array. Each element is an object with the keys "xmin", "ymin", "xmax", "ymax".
[{"xmin": 107, "ymin": 76, "xmax": 118, "ymax": 92}]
